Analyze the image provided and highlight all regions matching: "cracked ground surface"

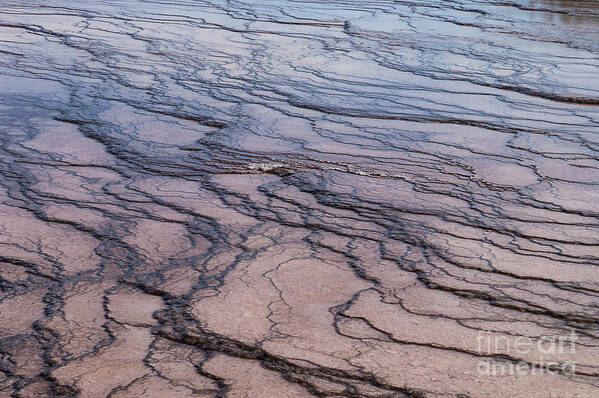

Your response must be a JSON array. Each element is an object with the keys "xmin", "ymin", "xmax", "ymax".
[{"xmin": 1, "ymin": 0, "xmax": 599, "ymax": 397}]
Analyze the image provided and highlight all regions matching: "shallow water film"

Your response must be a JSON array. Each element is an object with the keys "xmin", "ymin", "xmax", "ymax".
[{"xmin": 1, "ymin": 1, "xmax": 599, "ymax": 397}]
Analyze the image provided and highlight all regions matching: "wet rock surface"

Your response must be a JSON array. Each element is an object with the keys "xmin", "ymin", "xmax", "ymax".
[{"xmin": 1, "ymin": 1, "xmax": 599, "ymax": 397}]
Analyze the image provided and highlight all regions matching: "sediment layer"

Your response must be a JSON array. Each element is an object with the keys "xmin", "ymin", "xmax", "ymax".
[{"xmin": 1, "ymin": 1, "xmax": 599, "ymax": 397}]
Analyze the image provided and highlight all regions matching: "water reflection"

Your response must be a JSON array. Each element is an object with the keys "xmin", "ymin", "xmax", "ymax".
[{"xmin": 528, "ymin": 0, "xmax": 599, "ymax": 24}]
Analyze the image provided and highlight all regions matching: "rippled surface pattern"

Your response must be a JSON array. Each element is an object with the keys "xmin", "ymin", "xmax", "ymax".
[{"xmin": 1, "ymin": 1, "xmax": 599, "ymax": 397}]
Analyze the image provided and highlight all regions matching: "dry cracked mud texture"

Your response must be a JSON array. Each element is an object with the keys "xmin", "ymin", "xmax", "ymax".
[{"xmin": 1, "ymin": 0, "xmax": 599, "ymax": 397}]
